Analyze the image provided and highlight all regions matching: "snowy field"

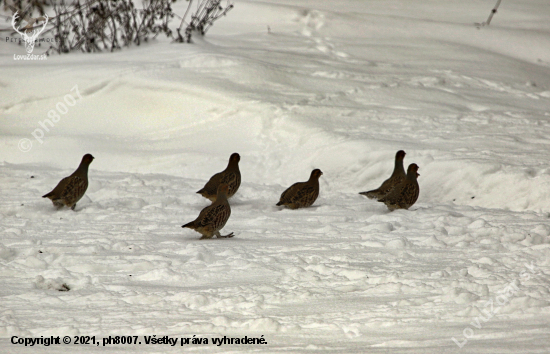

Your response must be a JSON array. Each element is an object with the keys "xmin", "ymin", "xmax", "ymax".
[{"xmin": 1, "ymin": 0, "xmax": 550, "ymax": 352}]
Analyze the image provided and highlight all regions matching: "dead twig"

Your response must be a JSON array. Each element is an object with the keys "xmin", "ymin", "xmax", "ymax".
[{"xmin": 476, "ymin": 0, "xmax": 502, "ymax": 28}]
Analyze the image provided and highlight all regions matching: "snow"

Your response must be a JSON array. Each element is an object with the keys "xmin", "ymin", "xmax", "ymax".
[{"xmin": 1, "ymin": 0, "xmax": 550, "ymax": 352}]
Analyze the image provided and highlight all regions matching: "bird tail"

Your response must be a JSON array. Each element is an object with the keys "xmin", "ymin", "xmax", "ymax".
[
  {"xmin": 359, "ymin": 190, "xmax": 378, "ymax": 200},
  {"xmin": 182, "ymin": 221, "xmax": 195, "ymax": 229}
]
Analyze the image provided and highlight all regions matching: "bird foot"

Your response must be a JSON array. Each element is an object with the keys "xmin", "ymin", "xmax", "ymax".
[{"xmin": 217, "ymin": 232, "xmax": 234, "ymax": 238}]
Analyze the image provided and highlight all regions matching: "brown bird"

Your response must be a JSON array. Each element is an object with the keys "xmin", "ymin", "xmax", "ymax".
[
  {"xmin": 378, "ymin": 163, "xmax": 420, "ymax": 211},
  {"xmin": 276, "ymin": 169, "xmax": 323, "ymax": 209},
  {"xmin": 42, "ymin": 154, "xmax": 94, "ymax": 210},
  {"xmin": 183, "ymin": 184, "xmax": 234, "ymax": 239},
  {"xmin": 197, "ymin": 153, "xmax": 241, "ymax": 202},
  {"xmin": 360, "ymin": 150, "xmax": 406, "ymax": 200}
]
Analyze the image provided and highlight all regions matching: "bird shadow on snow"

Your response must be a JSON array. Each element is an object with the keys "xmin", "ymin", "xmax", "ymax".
[
  {"xmin": 36, "ymin": 194, "xmax": 94, "ymax": 213},
  {"xmin": 223, "ymin": 198, "xmax": 249, "ymax": 207},
  {"xmin": 174, "ymin": 233, "xmax": 250, "ymax": 242},
  {"xmin": 270, "ymin": 204, "xmax": 326, "ymax": 212}
]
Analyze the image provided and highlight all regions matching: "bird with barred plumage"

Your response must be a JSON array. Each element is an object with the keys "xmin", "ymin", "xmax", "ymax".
[
  {"xmin": 276, "ymin": 169, "xmax": 323, "ymax": 209},
  {"xmin": 360, "ymin": 150, "xmax": 406, "ymax": 200},
  {"xmin": 183, "ymin": 184, "xmax": 234, "ymax": 239},
  {"xmin": 42, "ymin": 154, "xmax": 94, "ymax": 210},
  {"xmin": 378, "ymin": 163, "xmax": 420, "ymax": 211},
  {"xmin": 197, "ymin": 153, "xmax": 241, "ymax": 202}
]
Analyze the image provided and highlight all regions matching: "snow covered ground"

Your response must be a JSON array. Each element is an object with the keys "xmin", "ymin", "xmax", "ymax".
[{"xmin": 1, "ymin": 0, "xmax": 550, "ymax": 352}]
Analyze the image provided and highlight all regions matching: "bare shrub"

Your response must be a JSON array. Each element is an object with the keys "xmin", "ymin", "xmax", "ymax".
[
  {"xmin": 2, "ymin": 0, "xmax": 50, "ymax": 16},
  {"xmin": 47, "ymin": 0, "xmax": 175, "ymax": 54},
  {"xmin": 175, "ymin": 0, "xmax": 233, "ymax": 43},
  {"xmin": 2, "ymin": 0, "xmax": 234, "ymax": 54},
  {"xmin": 475, "ymin": 0, "xmax": 502, "ymax": 28}
]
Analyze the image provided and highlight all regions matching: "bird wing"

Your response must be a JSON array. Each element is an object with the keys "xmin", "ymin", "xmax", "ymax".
[
  {"xmin": 42, "ymin": 176, "xmax": 72, "ymax": 198},
  {"xmin": 197, "ymin": 203, "xmax": 230, "ymax": 229},
  {"xmin": 279, "ymin": 182, "xmax": 303, "ymax": 203},
  {"xmin": 292, "ymin": 185, "xmax": 315, "ymax": 203},
  {"xmin": 378, "ymin": 181, "xmax": 407, "ymax": 204},
  {"xmin": 198, "ymin": 172, "xmax": 223, "ymax": 195},
  {"xmin": 59, "ymin": 176, "xmax": 88, "ymax": 204},
  {"xmin": 377, "ymin": 175, "xmax": 402, "ymax": 196}
]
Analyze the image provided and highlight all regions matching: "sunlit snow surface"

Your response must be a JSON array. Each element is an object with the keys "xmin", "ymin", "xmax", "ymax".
[{"xmin": 1, "ymin": 0, "xmax": 550, "ymax": 352}]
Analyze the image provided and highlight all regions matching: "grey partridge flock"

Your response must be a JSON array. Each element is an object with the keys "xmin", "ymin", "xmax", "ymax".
[
  {"xmin": 42, "ymin": 150, "xmax": 420, "ymax": 239},
  {"xmin": 276, "ymin": 169, "xmax": 323, "ymax": 209},
  {"xmin": 42, "ymin": 154, "xmax": 94, "ymax": 210}
]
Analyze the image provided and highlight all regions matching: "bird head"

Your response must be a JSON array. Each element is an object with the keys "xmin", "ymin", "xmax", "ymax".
[
  {"xmin": 396, "ymin": 150, "xmax": 406, "ymax": 160},
  {"xmin": 229, "ymin": 153, "xmax": 240, "ymax": 163},
  {"xmin": 82, "ymin": 154, "xmax": 95, "ymax": 164},
  {"xmin": 407, "ymin": 163, "xmax": 419, "ymax": 177},
  {"xmin": 311, "ymin": 169, "xmax": 323, "ymax": 179}
]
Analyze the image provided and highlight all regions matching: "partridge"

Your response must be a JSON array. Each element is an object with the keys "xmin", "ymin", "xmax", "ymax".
[
  {"xmin": 276, "ymin": 169, "xmax": 323, "ymax": 209},
  {"xmin": 378, "ymin": 163, "xmax": 419, "ymax": 211},
  {"xmin": 360, "ymin": 150, "xmax": 406, "ymax": 200},
  {"xmin": 42, "ymin": 154, "xmax": 94, "ymax": 210},
  {"xmin": 197, "ymin": 153, "xmax": 241, "ymax": 202},
  {"xmin": 183, "ymin": 184, "xmax": 234, "ymax": 239}
]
